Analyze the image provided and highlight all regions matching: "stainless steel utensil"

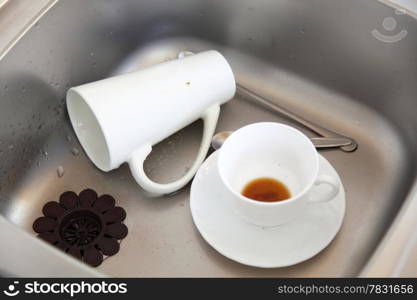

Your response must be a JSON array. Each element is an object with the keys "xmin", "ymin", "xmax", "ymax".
[
  {"xmin": 236, "ymin": 84, "xmax": 358, "ymax": 152},
  {"xmin": 211, "ymin": 131, "xmax": 353, "ymax": 150},
  {"xmin": 180, "ymin": 51, "xmax": 357, "ymax": 152}
]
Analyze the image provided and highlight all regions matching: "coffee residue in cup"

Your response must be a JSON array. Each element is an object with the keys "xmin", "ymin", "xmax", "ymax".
[{"xmin": 242, "ymin": 177, "xmax": 291, "ymax": 202}]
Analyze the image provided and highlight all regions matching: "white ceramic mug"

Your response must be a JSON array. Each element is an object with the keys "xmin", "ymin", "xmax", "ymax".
[
  {"xmin": 67, "ymin": 50, "xmax": 236, "ymax": 195},
  {"xmin": 217, "ymin": 122, "xmax": 340, "ymax": 227}
]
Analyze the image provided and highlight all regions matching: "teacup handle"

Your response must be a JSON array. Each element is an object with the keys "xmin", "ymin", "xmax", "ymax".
[
  {"xmin": 128, "ymin": 104, "xmax": 220, "ymax": 196},
  {"xmin": 308, "ymin": 174, "xmax": 340, "ymax": 203}
]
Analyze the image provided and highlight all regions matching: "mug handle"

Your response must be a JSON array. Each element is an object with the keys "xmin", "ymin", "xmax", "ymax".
[
  {"xmin": 128, "ymin": 104, "xmax": 220, "ymax": 196},
  {"xmin": 308, "ymin": 174, "xmax": 340, "ymax": 203}
]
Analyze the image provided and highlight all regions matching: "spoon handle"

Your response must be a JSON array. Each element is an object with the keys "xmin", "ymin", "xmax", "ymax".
[
  {"xmin": 236, "ymin": 84, "xmax": 357, "ymax": 152},
  {"xmin": 178, "ymin": 51, "xmax": 357, "ymax": 152},
  {"xmin": 310, "ymin": 137, "xmax": 353, "ymax": 148}
]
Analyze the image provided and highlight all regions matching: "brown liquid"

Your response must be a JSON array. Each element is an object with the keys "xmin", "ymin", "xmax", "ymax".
[{"xmin": 242, "ymin": 177, "xmax": 291, "ymax": 202}]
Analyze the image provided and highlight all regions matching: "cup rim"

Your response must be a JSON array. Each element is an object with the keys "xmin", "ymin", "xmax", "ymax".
[
  {"xmin": 67, "ymin": 88, "xmax": 113, "ymax": 171},
  {"xmin": 217, "ymin": 122, "xmax": 319, "ymax": 206}
]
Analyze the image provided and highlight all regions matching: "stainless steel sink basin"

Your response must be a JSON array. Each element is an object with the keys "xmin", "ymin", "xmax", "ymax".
[{"xmin": 0, "ymin": 0, "xmax": 416, "ymax": 277}]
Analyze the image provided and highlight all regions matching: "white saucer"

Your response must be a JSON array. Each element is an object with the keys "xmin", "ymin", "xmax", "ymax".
[{"xmin": 190, "ymin": 151, "xmax": 346, "ymax": 268}]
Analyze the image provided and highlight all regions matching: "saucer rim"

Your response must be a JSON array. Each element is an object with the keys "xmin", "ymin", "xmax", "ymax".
[{"xmin": 190, "ymin": 151, "xmax": 346, "ymax": 268}]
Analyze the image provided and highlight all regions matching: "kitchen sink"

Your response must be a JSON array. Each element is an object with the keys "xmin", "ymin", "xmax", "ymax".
[{"xmin": 0, "ymin": 0, "xmax": 416, "ymax": 277}]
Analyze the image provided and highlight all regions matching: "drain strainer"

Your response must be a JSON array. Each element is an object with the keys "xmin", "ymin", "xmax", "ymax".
[{"xmin": 33, "ymin": 189, "xmax": 128, "ymax": 267}]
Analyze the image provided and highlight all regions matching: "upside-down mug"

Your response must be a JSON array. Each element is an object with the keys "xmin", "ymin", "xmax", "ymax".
[{"xmin": 67, "ymin": 50, "xmax": 236, "ymax": 195}]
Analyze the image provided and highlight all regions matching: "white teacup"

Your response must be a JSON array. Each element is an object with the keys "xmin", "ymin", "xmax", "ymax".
[
  {"xmin": 67, "ymin": 50, "xmax": 236, "ymax": 196},
  {"xmin": 217, "ymin": 122, "xmax": 340, "ymax": 227}
]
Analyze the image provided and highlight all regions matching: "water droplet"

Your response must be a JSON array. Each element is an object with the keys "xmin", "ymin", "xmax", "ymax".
[
  {"xmin": 66, "ymin": 135, "xmax": 72, "ymax": 142},
  {"xmin": 37, "ymin": 161, "xmax": 41, "ymax": 167},
  {"xmin": 90, "ymin": 52, "xmax": 95, "ymax": 56},
  {"xmin": 21, "ymin": 87, "xmax": 26, "ymax": 93},
  {"xmin": 92, "ymin": 62, "xmax": 97, "ymax": 68},
  {"xmin": 299, "ymin": 29, "xmax": 306, "ymax": 34},
  {"xmin": 8, "ymin": 144, "xmax": 14, "ymax": 150},
  {"xmin": 42, "ymin": 148, "xmax": 48, "ymax": 156},
  {"xmin": 71, "ymin": 147, "xmax": 80, "ymax": 156},
  {"xmin": 3, "ymin": 85, "xmax": 8, "ymax": 91},
  {"xmin": 57, "ymin": 166, "xmax": 65, "ymax": 178}
]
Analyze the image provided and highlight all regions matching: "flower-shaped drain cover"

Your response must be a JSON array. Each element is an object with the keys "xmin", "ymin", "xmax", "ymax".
[{"xmin": 32, "ymin": 189, "xmax": 128, "ymax": 267}]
